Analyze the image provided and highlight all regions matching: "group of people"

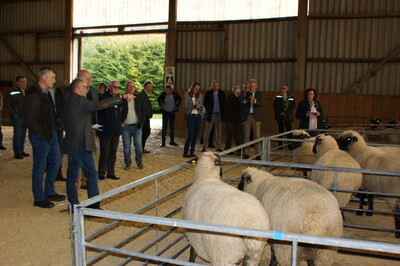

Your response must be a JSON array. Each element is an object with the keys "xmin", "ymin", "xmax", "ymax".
[{"xmin": 0, "ymin": 68, "xmax": 324, "ymax": 209}]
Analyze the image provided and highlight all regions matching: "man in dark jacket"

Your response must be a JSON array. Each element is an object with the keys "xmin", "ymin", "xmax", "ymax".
[
  {"xmin": 97, "ymin": 80, "xmax": 123, "ymax": 180},
  {"xmin": 201, "ymin": 80, "xmax": 226, "ymax": 152},
  {"xmin": 121, "ymin": 81, "xmax": 144, "ymax": 170},
  {"xmin": 24, "ymin": 67, "xmax": 66, "ymax": 208},
  {"xmin": 62, "ymin": 78, "xmax": 133, "ymax": 208},
  {"xmin": 5, "ymin": 76, "xmax": 29, "ymax": 159},
  {"xmin": 157, "ymin": 85, "xmax": 182, "ymax": 147},
  {"xmin": 137, "ymin": 81, "xmax": 153, "ymax": 153},
  {"xmin": 224, "ymin": 85, "xmax": 242, "ymax": 153}
]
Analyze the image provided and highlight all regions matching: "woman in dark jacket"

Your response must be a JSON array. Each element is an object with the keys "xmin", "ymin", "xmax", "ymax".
[
  {"xmin": 273, "ymin": 84, "xmax": 296, "ymax": 147},
  {"xmin": 295, "ymin": 88, "xmax": 324, "ymax": 137}
]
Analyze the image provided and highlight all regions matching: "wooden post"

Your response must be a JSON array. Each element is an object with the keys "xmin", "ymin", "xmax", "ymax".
[
  {"xmin": 77, "ymin": 37, "xmax": 83, "ymax": 71},
  {"xmin": 346, "ymin": 46, "xmax": 400, "ymax": 94},
  {"xmin": 165, "ymin": 0, "xmax": 177, "ymax": 85},
  {"xmin": 0, "ymin": 36, "xmax": 38, "ymax": 81},
  {"xmin": 64, "ymin": 0, "xmax": 73, "ymax": 86},
  {"xmin": 295, "ymin": 0, "xmax": 308, "ymax": 92}
]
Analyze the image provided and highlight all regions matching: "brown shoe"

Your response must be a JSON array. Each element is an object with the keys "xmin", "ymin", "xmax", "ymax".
[
  {"xmin": 124, "ymin": 164, "xmax": 131, "ymax": 170},
  {"xmin": 137, "ymin": 162, "xmax": 143, "ymax": 169}
]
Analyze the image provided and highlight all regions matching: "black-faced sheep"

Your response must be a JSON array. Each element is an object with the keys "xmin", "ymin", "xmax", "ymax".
[
  {"xmin": 370, "ymin": 118, "xmax": 400, "ymax": 144},
  {"xmin": 182, "ymin": 152, "xmax": 270, "ymax": 265},
  {"xmin": 238, "ymin": 167, "xmax": 343, "ymax": 266},
  {"xmin": 288, "ymin": 130, "xmax": 318, "ymax": 176},
  {"xmin": 337, "ymin": 130, "xmax": 400, "ymax": 237},
  {"xmin": 311, "ymin": 134, "xmax": 363, "ymax": 209}
]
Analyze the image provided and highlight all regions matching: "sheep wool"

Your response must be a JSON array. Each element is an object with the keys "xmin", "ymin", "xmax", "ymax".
[
  {"xmin": 239, "ymin": 167, "xmax": 343, "ymax": 266},
  {"xmin": 311, "ymin": 134, "xmax": 363, "ymax": 208},
  {"xmin": 182, "ymin": 152, "xmax": 270, "ymax": 265}
]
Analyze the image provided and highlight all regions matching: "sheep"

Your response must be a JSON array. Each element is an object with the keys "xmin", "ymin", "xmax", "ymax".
[
  {"xmin": 238, "ymin": 167, "xmax": 343, "ymax": 266},
  {"xmin": 182, "ymin": 152, "xmax": 270, "ymax": 265},
  {"xmin": 369, "ymin": 118, "xmax": 400, "ymax": 144},
  {"xmin": 310, "ymin": 134, "xmax": 363, "ymax": 209},
  {"xmin": 337, "ymin": 130, "xmax": 400, "ymax": 238},
  {"xmin": 288, "ymin": 130, "xmax": 318, "ymax": 177}
]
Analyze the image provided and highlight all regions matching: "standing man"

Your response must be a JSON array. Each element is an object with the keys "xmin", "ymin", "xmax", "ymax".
[
  {"xmin": 0, "ymin": 91, "xmax": 5, "ymax": 150},
  {"xmin": 241, "ymin": 79, "xmax": 263, "ymax": 160},
  {"xmin": 97, "ymin": 80, "xmax": 123, "ymax": 180},
  {"xmin": 62, "ymin": 78, "xmax": 133, "ymax": 208},
  {"xmin": 224, "ymin": 85, "xmax": 242, "ymax": 153},
  {"xmin": 4, "ymin": 76, "xmax": 29, "ymax": 158},
  {"xmin": 201, "ymin": 80, "xmax": 226, "ymax": 152},
  {"xmin": 24, "ymin": 67, "xmax": 66, "ymax": 208},
  {"xmin": 273, "ymin": 84, "xmax": 296, "ymax": 148},
  {"xmin": 138, "ymin": 81, "xmax": 153, "ymax": 153},
  {"xmin": 121, "ymin": 81, "xmax": 143, "ymax": 170},
  {"xmin": 157, "ymin": 85, "xmax": 182, "ymax": 147}
]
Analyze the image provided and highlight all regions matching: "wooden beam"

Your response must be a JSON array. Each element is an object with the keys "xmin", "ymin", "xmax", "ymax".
[
  {"xmin": 0, "ymin": 36, "xmax": 38, "ymax": 81},
  {"xmin": 294, "ymin": 0, "xmax": 308, "ymax": 92},
  {"xmin": 165, "ymin": 0, "xmax": 178, "ymax": 81},
  {"xmin": 73, "ymin": 29, "xmax": 167, "ymax": 38},
  {"xmin": 64, "ymin": 0, "xmax": 73, "ymax": 86},
  {"xmin": 346, "ymin": 46, "xmax": 400, "ymax": 94},
  {"xmin": 77, "ymin": 37, "xmax": 83, "ymax": 71},
  {"xmin": 178, "ymin": 58, "xmax": 296, "ymax": 64},
  {"xmin": 223, "ymin": 25, "xmax": 229, "ymax": 60}
]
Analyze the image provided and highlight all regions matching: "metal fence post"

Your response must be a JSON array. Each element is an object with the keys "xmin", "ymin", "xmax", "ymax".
[{"xmin": 74, "ymin": 205, "xmax": 86, "ymax": 266}]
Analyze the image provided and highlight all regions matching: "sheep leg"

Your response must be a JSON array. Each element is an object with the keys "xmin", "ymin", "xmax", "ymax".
[
  {"xmin": 394, "ymin": 205, "xmax": 400, "ymax": 238},
  {"xmin": 366, "ymin": 194, "xmax": 374, "ymax": 216},
  {"xmin": 356, "ymin": 191, "xmax": 367, "ymax": 216},
  {"xmin": 307, "ymin": 260, "xmax": 315, "ymax": 266},
  {"xmin": 189, "ymin": 246, "xmax": 197, "ymax": 262},
  {"xmin": 269, "ymin": 246, "xmax": 278, "ymax": 266}
]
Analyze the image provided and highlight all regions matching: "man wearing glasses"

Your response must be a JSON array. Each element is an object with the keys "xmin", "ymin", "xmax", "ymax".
[{"xmin": 97, "ymin": 81, "xmax": 124, "ymax": 180}]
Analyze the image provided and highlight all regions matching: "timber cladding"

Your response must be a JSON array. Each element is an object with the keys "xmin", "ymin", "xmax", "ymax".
[{"xmin": 174, "ymin": 90, "xmax": 400, "ymax": 135}]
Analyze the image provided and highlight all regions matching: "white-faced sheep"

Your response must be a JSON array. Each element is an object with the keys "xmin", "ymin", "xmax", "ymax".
[
  {"xmin": 311, "ymin": 134, "xmax": 363, "ymax": 209},
  {"xmin": 238, "ymin": 167, "xmax": 343, "ymax": 266},
  {"xmin": 288, "ymin": 130, "xmax": 318, "ymax": 176},
  {"xmin": 182, "ymin": 152, "xmax": 270, "ymax": 265},
  {"xmin": 337, "ymin": 130, "xmax": 400, "ymax": 237}
]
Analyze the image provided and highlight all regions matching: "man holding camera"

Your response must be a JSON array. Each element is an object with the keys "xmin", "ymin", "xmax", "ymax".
[{"xmin": 241, "ymin": 79, "xmax": 263, "ymax": 159}]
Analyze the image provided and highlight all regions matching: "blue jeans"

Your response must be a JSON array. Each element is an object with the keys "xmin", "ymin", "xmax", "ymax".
[
  {"xmin": 66, "ymin": 151, "xmax": 100, "ymax": 207},
  {"xmin": 122, "ymin": 125, "xmax": 143, "ymax": 165},
  {"xmin": 29, "ymin": 131, "xmax": 61, "ymax": 202},
  {"xmin": 11, "ymin": 116, "xmax": 27, "ymax": 155},
  {"xmin": 184, "ymin": 114, "xmax": 201, "ymax": 154}
]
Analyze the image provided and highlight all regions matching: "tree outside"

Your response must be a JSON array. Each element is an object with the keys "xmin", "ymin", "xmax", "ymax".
[{"xmin": 82, "ymin": 35, "xmax": 165, "ymax": 111}]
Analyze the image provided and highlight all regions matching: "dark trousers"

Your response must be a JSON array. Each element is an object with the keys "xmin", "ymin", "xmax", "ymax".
[
  {"xmin": 277, "ymin": 119, "xmax": 292, "ymax": 147},
  {"xmin": 142, "ymin": 118, "xmax": 151, "ymax": 149},
  {"xmin": 66, "ymin": 151, "xmax": 100, "ymax": 207},
  {"xmin": 98, "ymin": 136, "xmax": 119, "ymax": 177},
  {"xmin": 225, "ymin": 122, "xmax": 242, "ymax": 150},
  {"xmin": 11, "ymin": 117, "xmax": 27, "ymax": 155},
  {"xmin": 161, "ymin": 110, "xmax": 176, "ymax": 143},
  {"xmin": 184, "ymin": 114, "xmax": 201, "ymax": 154}
]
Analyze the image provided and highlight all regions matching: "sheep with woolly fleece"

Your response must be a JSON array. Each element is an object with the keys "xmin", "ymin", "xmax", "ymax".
[
  {"xmin": 182, "ymin": 152, "xmax": 270, "ymax": 265},
  {"xmin": 370, "ymin": 118, "xmax": 400, "ymax": 144},
  {"xmin": 337, "ymin": 130, "xmax": 400, "ymax": 237},
  {"xmin": 238, "ymin": 167, "xmax": 343, "ymax": 266},
  {"xmin": 288, "ymin": 130, "xmax": 318, "ymax": 176},
  {"xmin": 310, "ymin": 134, "xmax": 363, "ymax": 209}
]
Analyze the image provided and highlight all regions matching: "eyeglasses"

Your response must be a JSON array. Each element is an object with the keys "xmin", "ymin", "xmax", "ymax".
[{"xmin": 112, "ymin": 86, "xmax": 121, "ymax": 89}]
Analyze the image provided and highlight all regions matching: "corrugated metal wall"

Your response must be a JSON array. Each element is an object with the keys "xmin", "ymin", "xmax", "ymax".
[
  {"xmin": 0, "ymin": 0, "xmax": 65, "ymax": 87},
  {"xmin": 176, "ymin": 0, "xmax": 400, "ymax": 96}
]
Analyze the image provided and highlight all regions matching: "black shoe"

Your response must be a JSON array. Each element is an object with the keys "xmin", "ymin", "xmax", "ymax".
[
  {"xmin": 243, "ymin": 154, "xmax": 250, "ymax": 159},
  {"xmin": 160, "ymin": 143, "xmax": 166, "ymax": 147},
  {"xmin": 169, "ymin": 141, "xmax": 179, "ymax": 146},
  {"xmin": 107, "ymin": 175, "xmax": 120, "ymax": 180},
  {"xmin": 46, "ymin": 193, "xmax": 66, "ymax": 202},
  {"xmin": 81, "ymin": 185, "xmax": 88, "ymax": 190},
  {"xmin": 98, "ymin": 175, "xmax": 106, "ymax": 180},
  {"xmin": 189, "ymin": 153, "xmax": 197, "ymax": 158},
  {"xmin": 14, "ymin": 154, "xmax": 24, "ymax": 159},
  {"xmin": 34, "ymin": 199, "xmax": 55, "ymax": 208},
  {"xmin": 209, "ymin": 144, "xmax": 216, "ymax": 148},
  {"xmin": 183, "ymin": 153, "xmax": 191, "ymax": 158},
  {"xmin": 21, "ymin": 152, "xmax": 30, "ymax": 157},
  {"xmin": 143, "ymin": 149, "xmax": 150, "ymax": 153},
  {"xmin": 0, "ymin": 146, "xmax": 6, "ymax": 150}
]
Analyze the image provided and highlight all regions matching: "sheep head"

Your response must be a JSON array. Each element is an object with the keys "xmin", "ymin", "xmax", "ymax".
[
  {"xmin": 337, "ymin": 130, "xmax": 366, "ymax": 152},
  {"xmin": 288, "ymin": 130, "xmax": 310, "ymax": 150},
  {"xmin": 370, "ymin": 118, "xmax": 382, "ymax": 129},
  {"xmin": 194, "ymin": 152, "xmax": 223, "ymax": 181},
  {"xmin": 238, "ymin": 167, "xmax": 270, "ymax": 195},
  {"xmin": 312, "ymin": 134, "xmax": 339, "ymax": 156}
]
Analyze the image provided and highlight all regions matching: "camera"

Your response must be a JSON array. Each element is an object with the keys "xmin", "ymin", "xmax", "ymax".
[{"xmin": 245, "ymin": 91, "xmax": 253, "ymax": 100}]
